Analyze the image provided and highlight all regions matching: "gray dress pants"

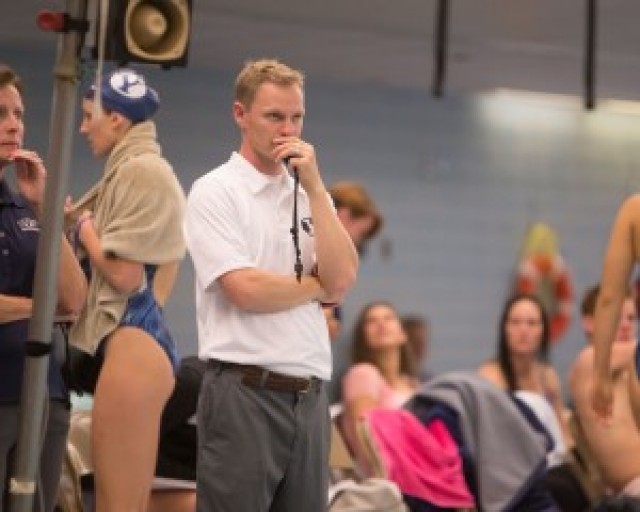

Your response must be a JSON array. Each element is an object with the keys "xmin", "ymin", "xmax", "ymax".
[{"xmin": 196, "ymin": 363, "xmax": 330, "ymax": 512}]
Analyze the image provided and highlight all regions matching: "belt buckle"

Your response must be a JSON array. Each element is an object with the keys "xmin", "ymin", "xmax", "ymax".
[{"xmin": 299, "ymin": 377, "xmax": 315, "ymax": 394}]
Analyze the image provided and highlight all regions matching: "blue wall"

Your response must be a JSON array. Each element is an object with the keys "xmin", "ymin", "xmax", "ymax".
[{"xmin": 5, "ymin": 41, "xmax": 640, "ymax": 401}]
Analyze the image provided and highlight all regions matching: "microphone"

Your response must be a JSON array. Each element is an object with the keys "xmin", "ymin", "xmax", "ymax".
[{"xmin": 283, "ymin": 155, "xmax": 296, "ymax": 172}]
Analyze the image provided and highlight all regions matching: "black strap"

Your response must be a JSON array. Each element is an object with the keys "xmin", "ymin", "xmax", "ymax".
[
  {"xmin": 25, "ymin": 340, "xmax": 53, "ymax": 357},
  {"xmin": 290, "ymin": 170, "xmax": 303, "ymax": 282},
  {"xmin": 58, "ymin": 322, "xmax": 76, "ymax": 394}
]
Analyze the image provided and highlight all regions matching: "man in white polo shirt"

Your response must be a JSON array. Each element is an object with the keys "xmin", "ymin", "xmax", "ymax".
[{"xmin": 183, "ymin": 59, "xmax": 358, "ymax": 512}]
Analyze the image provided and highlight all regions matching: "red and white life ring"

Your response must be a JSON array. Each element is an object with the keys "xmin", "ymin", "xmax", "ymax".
[{"xmin": 514, "ymin": 253, "xmax": 574, "ymax": 343}]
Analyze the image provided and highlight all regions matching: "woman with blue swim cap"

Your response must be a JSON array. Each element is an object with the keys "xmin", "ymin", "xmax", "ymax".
[{"xmin": 66, "ymin": 68, "xmax": 186, "ymax": 512}]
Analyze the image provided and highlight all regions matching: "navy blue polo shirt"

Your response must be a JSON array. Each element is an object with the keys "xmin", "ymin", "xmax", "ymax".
[{"xmin": 0, "ymin": 178, "xmax": 66, "ymax": 404}]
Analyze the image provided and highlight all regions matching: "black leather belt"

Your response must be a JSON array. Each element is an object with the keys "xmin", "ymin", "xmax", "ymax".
[{"xmin": 209, "ymin": 360, "xmax": 321, "ymax": 393}]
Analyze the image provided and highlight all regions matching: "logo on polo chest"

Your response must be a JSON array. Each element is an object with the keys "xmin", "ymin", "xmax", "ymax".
[
  {"xmin": 17, "ymin": 217, "xmax": 39, "ymax": 232},
  {"xmin": 301, "ymin": 217, "xmax": 314, "ymax": 237}
]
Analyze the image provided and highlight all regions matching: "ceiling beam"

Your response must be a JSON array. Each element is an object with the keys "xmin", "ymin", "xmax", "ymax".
[
  {"xmin": 432, "ymin": 0, "xmax": 449, "ymax": 97},
  {"xmin": 584, "ymin": 0, "xmax": 598, "ymax": 109}
]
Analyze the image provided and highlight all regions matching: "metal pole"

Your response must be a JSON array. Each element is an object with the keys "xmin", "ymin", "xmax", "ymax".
[
  {"xmin": 432, "ymin": 0, "xmax": 450, "ymax": 97},
  {"xmin": 9, "ymin": 0, "xmax": 87, "ymax": 510},
  {"xmin": 584, "ymin": 0, "xmax": 597, "ymax": 110}
]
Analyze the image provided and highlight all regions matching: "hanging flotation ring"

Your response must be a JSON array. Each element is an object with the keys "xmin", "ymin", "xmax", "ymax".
[{"xmin": 514, "ymin": 252, "xmax": 574, "ymax": 343}]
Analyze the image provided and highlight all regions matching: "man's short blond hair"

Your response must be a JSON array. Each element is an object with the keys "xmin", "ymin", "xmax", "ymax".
[{"xmin": 235, "ymin": 59, "xmax": 304, "ymax": 108}]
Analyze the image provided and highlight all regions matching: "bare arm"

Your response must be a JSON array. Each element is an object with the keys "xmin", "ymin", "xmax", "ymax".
[
  {"xmin": 0, "ymin": 295, "xmax": 32, "ymax": 323},
  {"xmin": 592, "ymin": 196, "xmax": 640, "ymax": 418},
  {"xmin": 345, "ymin": 395, "xmax": 378, "ymax": 424},
  {"xmin": 341, "ymin": 364, "xmax": 386, "ymax": 476},
  {"xmin": 0, "ymin": 237, "xmax": 85, "ymax": 324},
  {"xmin": 345, "ymin": 395, "xmax": 387, "ymax": 477},
  {"xmin": 546, "ymin": 366, "xmax": 575, "ymax": 448},
  {"xmin": 305, "ymin": 184, "xmax": 358, "ymax": 298},
  {"xmin": 477, "ymin": 361, "xmax": 507, "ymax": 389},
  {"xmin": 218, "ymin": 267, "xmax": 326, "ymax": 314},
  {"xmin": 604, "ymin": 341, "xmax": 640, "ymax": 426},
  {"xmin": 56, "ymin": 234, "xmax": 87, "ymax": 315},
  {"xmin": 9, "ymin": 150, "xmax": 86, "ymax": 316},
  {"xmin": 573, "ymin": 344, "xmax": 634, "ymax": 412},
  {"xmin": 153, "ymin": 262, "xmax": 180, "ymax": 307},
  {"xmin": 568, "ymin": 353, "xmax": 586, "ymax": 409},
  {"xmin": 77, "ymin": 214, "xmax": 143, "ymax": 295},
  {"xmin": 628, "ymin": 348, "xmax": 640, "ymax": 426},
  {"xmin": 275, "ymin": 138, "xmax": 358, "ymax": 299}
]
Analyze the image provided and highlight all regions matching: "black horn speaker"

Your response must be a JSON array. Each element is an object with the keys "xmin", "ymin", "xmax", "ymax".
[{"xmin": 95, "ymin": 0, "xmax": 193, "ymax": 68}]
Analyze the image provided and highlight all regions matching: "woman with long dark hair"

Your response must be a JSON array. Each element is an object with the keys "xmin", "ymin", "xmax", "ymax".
[
  {"xmin": 478, "ymin": 293, "xmax": 573, "ymax": 448},
  {"xmin": 341, "ymin": 301, "xmax": 419, "ymax": 474}
]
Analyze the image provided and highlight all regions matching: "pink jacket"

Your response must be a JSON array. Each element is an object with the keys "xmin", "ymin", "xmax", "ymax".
[{"xmin": 366, "ymin": 408, "xmax": 474, "ymax": 508}]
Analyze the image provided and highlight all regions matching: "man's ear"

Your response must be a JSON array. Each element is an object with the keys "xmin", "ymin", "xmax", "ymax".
[{"xmin": 232, "ymin": 101, "xmax": 246, "ymax": 126}]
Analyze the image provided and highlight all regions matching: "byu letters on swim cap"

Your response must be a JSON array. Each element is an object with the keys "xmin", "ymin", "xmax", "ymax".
[{"xmin": 86, "ymin": 68, "xmax": 160, "ymax": 124}]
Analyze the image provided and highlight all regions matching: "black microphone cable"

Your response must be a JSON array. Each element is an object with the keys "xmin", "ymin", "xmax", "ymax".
[{"xmin": 286, "ymin": 158, "xmax": 304, "ymax": 282}]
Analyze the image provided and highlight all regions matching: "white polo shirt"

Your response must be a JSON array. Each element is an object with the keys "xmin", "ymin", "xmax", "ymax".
[{"xmin": 184, "ymin": 152, "xmax": 331, "ymax": 380}]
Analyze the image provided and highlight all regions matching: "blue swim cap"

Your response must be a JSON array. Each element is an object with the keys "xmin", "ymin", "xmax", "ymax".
[{"xmin": 85, "ymin": 68, "xmax": 159, "ymax": 124}]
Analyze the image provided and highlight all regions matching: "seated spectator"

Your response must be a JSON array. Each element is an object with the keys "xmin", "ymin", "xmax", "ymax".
[
  {"xmin": 325, "ymin": 181, "xmax": 383, "ymax": 341},
  {"xmin": 569, "ymin": 290, "xmax": 640, "ymax": 498},
  {"xmin": 573, "ymin": 284, "xmax": 629, "ymax": 501},
  {"xmin": 341, "ymin": 301, "xmax": 419, "ymax": 475},
  {"xmin": 340, "ymin": 303, "xmax": 477, "ymax": 509},
  {"xmin": 340, "ymin": 302, "xmax": 563, "ymax": 510},
  {"xmin": 478, "ymin": 293, "xmax": 574, "ymax": 449},
  {"xmin": 401, "ymin": 314, "xmax": 433, "ymax": 382},
  {"xmin": 329, "ymin": 181, "xmax": 382, "ymax": 255},
  {"xmin": 477, "ymin": 294, "xmax": 593, "ymax": 510}
]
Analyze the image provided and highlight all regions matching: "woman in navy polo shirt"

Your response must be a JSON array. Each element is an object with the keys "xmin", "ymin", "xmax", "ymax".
[{"xmin": 0, "ymin": 64, "xmax": 87, "ymax": 512}]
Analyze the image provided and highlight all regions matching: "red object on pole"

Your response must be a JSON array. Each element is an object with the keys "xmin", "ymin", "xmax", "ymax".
[
  {"xmin": 9, "ymin": 1, "xmax": 87, "ymax": 510},
  {"xmin": 36, "ymin": 10, "xmax": 66, "ymax": 32}
]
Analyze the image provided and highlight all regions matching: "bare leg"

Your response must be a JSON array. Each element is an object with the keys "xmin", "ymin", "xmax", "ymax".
[{"xmin": 92, "ymin": 327, "xmax": 175, "ymax": 512}]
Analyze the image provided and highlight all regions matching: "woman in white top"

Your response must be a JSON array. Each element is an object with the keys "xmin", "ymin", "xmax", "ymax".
[{"xmin": 478, "ymin": 293, "xmax": 574, "ymax": 449}]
